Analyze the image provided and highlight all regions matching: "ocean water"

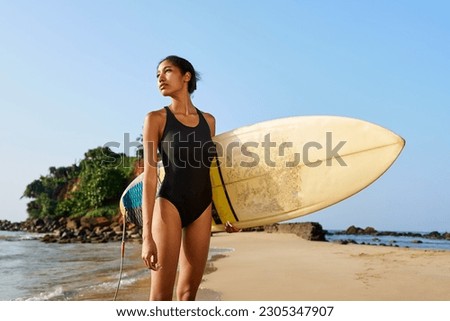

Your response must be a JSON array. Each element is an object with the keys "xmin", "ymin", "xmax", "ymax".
[
  {"xmin": 325, "ymin": 231, "xmax": 450, "ymax": 251},
  {"xmin": 0, "ymin": 230, "xmax": 230, "ymax": 301},
  {"xmin": 0, "ymin": 230, "xmax": 143, "ymax": 301}
]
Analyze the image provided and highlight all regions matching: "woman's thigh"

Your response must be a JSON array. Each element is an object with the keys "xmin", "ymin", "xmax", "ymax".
[
  {"xmin": 150, "ymin": 197, "xmax": 183, "ymax": 300},
  {"xmin": 177, "ymin": 204, "xmax": 212, "ymax": 300}
]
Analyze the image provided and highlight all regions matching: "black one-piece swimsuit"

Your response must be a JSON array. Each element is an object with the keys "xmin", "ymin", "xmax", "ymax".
[{"xmin": 157, "ymin": 106, "xmax": 215, "ymax": 227}]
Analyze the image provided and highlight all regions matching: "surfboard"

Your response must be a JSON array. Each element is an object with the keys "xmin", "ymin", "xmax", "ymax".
[{"xmin": 120, "ymin": 116, "xmax": 405, "ymax": 232}]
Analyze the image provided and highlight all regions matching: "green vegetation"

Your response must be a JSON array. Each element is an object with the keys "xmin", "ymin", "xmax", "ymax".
[{"xmin": 22, "ymin": 146, "xmax": 139, "ymax": 219}]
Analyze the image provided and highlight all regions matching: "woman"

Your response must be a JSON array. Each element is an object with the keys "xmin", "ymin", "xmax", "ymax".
[{"xmin": 141, "ymin": 55, "xmax": 216, "ymax": 301}]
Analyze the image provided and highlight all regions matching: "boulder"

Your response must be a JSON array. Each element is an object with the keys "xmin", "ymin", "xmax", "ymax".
[
  {"xmin": 80, "ymin": 216, "xmax": 110, "ymax": 229},
  {"xmin": 66, "ymin": 218, "xmax": 79, "ymax": 230},
  {"xmin": 264, "ymin": 222, "xmax": 326, "ymax": 241},
  {"xmin": 345, "ymin": 225, "xmax": 362, "ymax": 234},
  {"xmin": 363, "ymin": 226, "xmax": 377, "ymax": 234}
]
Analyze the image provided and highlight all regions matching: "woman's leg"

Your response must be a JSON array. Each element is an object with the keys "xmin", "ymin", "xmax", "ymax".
[
  {"xmin": 149, "ymin": 198, "xmax": 183, "ymax": 300},
  {"xmin": 176, "ymin": 204, "xmax": 212, "ymax": 301}
]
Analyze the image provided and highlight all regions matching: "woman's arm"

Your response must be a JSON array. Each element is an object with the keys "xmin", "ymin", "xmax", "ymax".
[{"xmin": 141, "ymin": 111, "xmax": 162, "ymax": 270}]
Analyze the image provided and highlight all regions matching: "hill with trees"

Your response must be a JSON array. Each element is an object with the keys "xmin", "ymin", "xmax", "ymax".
[{"xmin": 22, "ymin": 146, "xmax": 141, "ymax": 220}]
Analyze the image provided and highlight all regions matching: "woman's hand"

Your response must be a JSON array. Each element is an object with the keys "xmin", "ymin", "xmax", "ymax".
[
  {"xmin": 142, "ymin": 237, "xmax": 161, "ymax": 271},
  {"xmin": 225, "ymin": 221, "xmax": 242, "ymax": 233}
]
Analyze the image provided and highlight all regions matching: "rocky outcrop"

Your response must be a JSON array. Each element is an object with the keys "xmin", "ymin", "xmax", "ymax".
[
  {"xmin": 0, "ymin": 217, "xmax": 141, "ymax": 244},
  {"xmin": 264, "ymin": 222, "xmax": 326, "ymax": 241},
  {"xmin": 4, "ymin": 218, "xmax": 447, "ymax": 245},
  {"xmin": 334, "ymin": 225, "xmax": 450, "ymax": 240},
  {"xmin": 1, "ymin": 219, "xmax": 327, "ymax": 243},
  {"xmin": 343, "ymin": 225, "xmax": 378, "ymax": 235}
]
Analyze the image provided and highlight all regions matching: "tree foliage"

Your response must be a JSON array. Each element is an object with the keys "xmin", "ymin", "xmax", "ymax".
[{"xmin": 23, "ymin": 146, "xmax": 136, "ymax": 219}]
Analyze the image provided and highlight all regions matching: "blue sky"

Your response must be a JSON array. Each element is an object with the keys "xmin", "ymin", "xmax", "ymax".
[{"xmin": 1, "ymin": 0, "xmax": 449, "ymax": 232}]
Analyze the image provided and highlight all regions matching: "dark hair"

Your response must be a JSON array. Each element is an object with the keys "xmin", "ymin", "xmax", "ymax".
[{"xmin": 158, "ymin": 55, "xmax": 200, "ymax": 94}]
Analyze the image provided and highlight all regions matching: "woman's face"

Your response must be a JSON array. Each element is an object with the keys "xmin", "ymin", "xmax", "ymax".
[{"xmin": 156, "ymin": 60, "xmax": 190, "ymax": 97}]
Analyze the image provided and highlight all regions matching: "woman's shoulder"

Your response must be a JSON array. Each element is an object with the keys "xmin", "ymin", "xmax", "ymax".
[
  {"xmin": 144, "ymin": 107, "xmax": 167, "ymax": 132},
  {"xmin": 145, "ymin": 107, "xmax": 166, "ymax": 122}
]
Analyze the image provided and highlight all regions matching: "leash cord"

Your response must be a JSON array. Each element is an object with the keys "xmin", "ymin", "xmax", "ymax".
[{"xmin": 113, "ymin": 219, "xmax": 126, "ymax": 301}]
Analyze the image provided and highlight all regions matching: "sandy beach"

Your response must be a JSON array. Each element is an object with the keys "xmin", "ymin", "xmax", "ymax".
[
  {"xmin": 110, "ymin": 231, "xmax": 450, "ymax": 301},
  {"xmin": 201, "ymin": 232, "xmax": 450, "ymax": 301}
]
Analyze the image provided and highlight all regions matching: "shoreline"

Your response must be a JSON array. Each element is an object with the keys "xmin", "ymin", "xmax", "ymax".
[
  {"xmin": 2, "ymin": 218, "xmax": 450, "ymax": 245},
  {"xmin": 82, "ymin": 241, "xmax": 226, "ymax": 301}
]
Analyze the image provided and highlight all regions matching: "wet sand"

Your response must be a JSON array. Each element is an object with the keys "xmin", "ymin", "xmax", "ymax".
[{"xmin": 96, "ymin": 243, "xmax": 222, "ymax": 301}]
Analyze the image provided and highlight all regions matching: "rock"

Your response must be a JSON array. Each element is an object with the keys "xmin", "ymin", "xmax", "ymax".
[
  {"xmin": 345, "ymin": 225, "xmax": 362, "ymax": 234},
  {"xmin": 80, "ymin": 216, "xmax": 111, "ymax": 229},
  {"xmin": 66, "ymin": 218, "xmax": 79, "ymax": 230},
  {"xmin": 1, "ymin": 216, "xmax": 141, "ymax": 244},
  {"xmin": 333, "ymin": 239, "xmax": 349, "ymax": 245},
  {"xmin": 341, "ymin": 226, "xmax": 377, "ymax": 235},
  {"xmin": 33, "ymin": 218, "xmax": 45, "ymax": 227},
  {"xmin": 264, "ymin": 222, "xmax": 326, "ymax": 241},
  {"xmin": 363, "ymin": 226, "xmax": 377, "ymax": 234},
  {"xmin": 332, "ymin": 239, "xmax": 358, "ymax": 245},
  {"xmin": 42, "ymin": 234, "xmax": 58, "ymax": 243},
  {"xmin": 425, "ymin": 231, "xmax": 442, "ymax": 239}
]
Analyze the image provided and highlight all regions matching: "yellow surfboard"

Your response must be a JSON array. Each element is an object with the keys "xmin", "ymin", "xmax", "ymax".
[{"xmin": 120, "ymin": 116, "xmax": 405, "ymax": 232}]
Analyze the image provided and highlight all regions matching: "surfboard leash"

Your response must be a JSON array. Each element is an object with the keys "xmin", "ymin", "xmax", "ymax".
[{"xmin": 113, "ymin": 218, "xmax": 126, "ymax": 301}]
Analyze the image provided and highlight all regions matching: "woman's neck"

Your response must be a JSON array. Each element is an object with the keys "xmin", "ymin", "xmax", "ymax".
[{"xmin": 170, "ymin": 95, "xmax": 195, "ymax": 115}]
